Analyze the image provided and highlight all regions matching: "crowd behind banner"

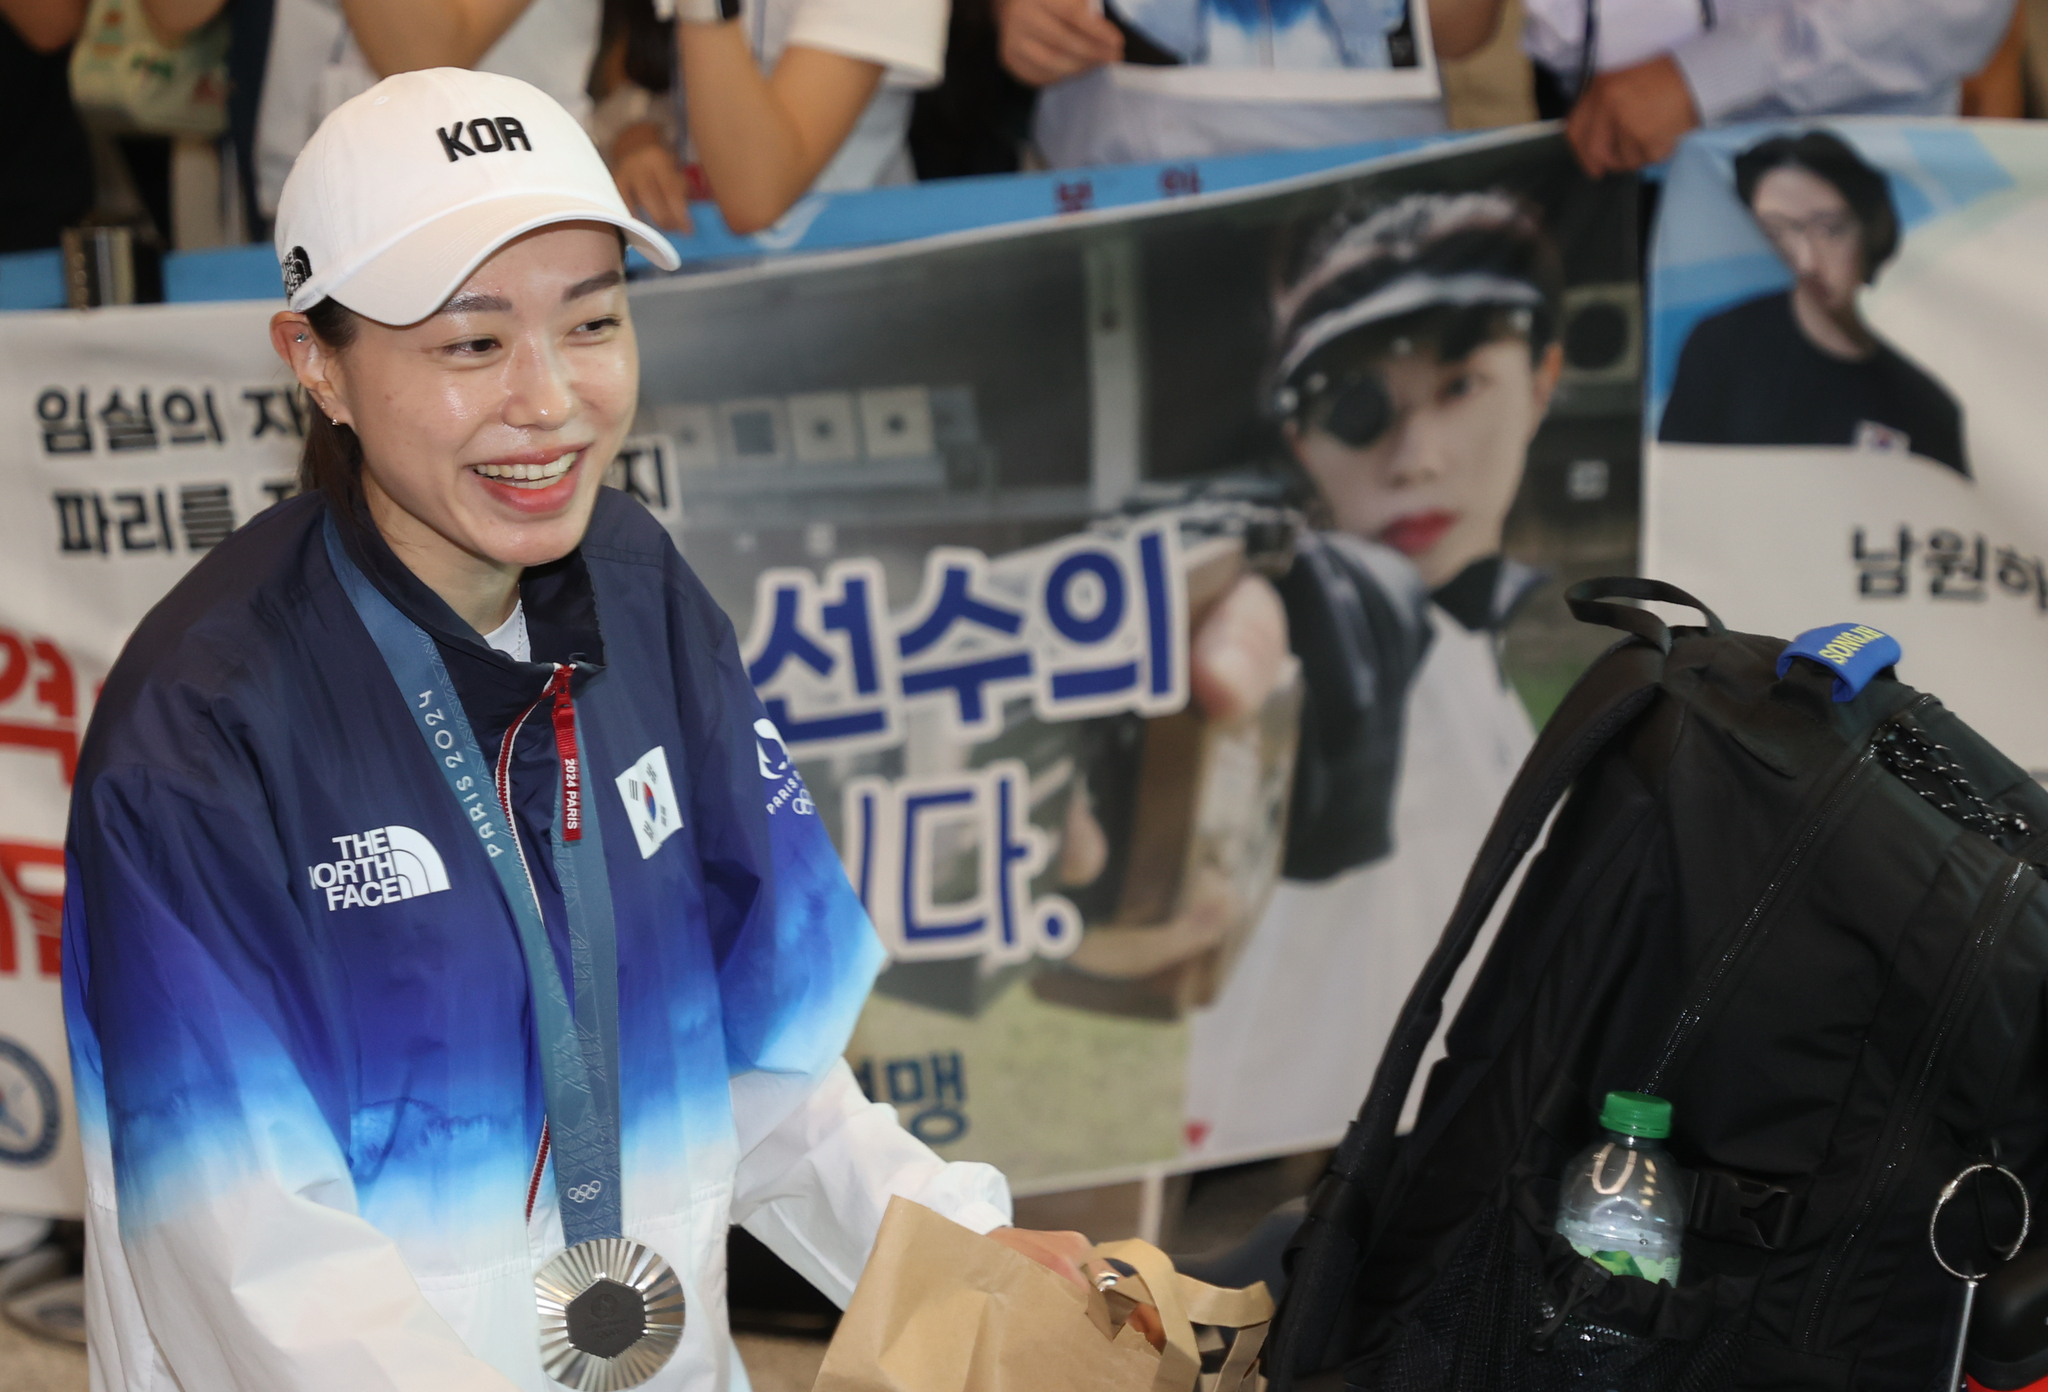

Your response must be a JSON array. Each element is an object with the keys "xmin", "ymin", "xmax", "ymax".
[{"xmin": 4, "ymin": 0, "xmax": 2028, "ymax": 273}]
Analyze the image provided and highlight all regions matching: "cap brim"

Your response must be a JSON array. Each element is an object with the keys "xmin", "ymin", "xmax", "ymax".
[{"xmin": 289, "ymin": 191, "xmax": 683, "ymax": 324}]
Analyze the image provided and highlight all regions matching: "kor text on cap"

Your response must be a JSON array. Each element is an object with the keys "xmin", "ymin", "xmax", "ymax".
[{"xmin": 439, "ymin": 117, "xmax": 533, "ymax": 163}]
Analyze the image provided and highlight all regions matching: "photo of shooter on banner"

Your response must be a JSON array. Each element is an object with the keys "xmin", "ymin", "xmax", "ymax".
[
  {"xmin": 618, "ymin": 124, "xmax": 1632, "ymax": 1184},
  {"xmin": 800, "ymin": 182, "xmax": 1579, "ymax": 1166},
  {"xmin": 1173, "ymin": 189, "xmax": 1565, "ymax": 1158}
]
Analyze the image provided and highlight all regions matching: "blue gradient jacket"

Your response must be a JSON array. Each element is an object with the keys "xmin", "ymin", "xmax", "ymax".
[{"xmin": 62, "ymin": 490, "xmax": 1010, "ymax": 1392}]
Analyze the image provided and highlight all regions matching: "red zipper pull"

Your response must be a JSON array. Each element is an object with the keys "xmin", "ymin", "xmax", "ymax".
[{"xmin": 547, "ymin": 664, "xmax": 581, "ymax": 841}]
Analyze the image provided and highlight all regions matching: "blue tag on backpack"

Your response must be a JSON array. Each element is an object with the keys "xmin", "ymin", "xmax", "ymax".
[{"xmin": 1776, "ymin": 623, "xmax": 1901, "ymax": 702}]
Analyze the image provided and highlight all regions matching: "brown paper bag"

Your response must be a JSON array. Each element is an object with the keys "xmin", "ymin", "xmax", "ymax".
[{"xmin": 813, "ymin": 1197, "xmax": 1273, "ymax": 1392}]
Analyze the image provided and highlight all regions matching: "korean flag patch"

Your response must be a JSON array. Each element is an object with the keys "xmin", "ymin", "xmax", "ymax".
[{"xmin": 615, "ymin": 746, "xmax": 683, "ymax": 859}]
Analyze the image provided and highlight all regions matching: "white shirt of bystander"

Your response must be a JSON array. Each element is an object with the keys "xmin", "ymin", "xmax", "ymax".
[
  {"xmin": 254, "ymin": 0, "xmax": 602, "ymax": 216},
  {"xmin": 1031, "ymin": 0, "xmax": 1447, "ymax": 170},
  {"xmin": 739, "ymin": 0, "xmax": 946, "ymax": 190},
  {"xmin": 671, "ymin": 0, "xmax": 949, "ymax": 192}
]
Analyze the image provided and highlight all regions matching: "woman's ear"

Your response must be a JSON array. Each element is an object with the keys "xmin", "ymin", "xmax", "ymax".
[
  {"xmin": 1526, "ymin": 340, "xmax": 1565, "ymax": 440},
  {"xmin": 268, "ymin": 311, "xmax": 352, "ymax": 427}
]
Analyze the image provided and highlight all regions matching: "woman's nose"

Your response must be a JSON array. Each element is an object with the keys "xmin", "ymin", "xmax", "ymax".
[
  {"xmin": 1381, "ymin": 412, "xmax": 1447, "ymax": 486},
  {"xmin": 503, "ymin": 341, "xmax": 575, "ymax": 429}
]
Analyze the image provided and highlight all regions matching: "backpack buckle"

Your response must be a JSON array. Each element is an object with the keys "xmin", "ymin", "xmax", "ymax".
[{"xmin": 1689, "ymin": 1168, "xmax": 1801, "ymax": 1251}]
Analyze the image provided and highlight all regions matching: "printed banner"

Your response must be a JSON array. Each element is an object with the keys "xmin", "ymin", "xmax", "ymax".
[
  {"xmin": 0, "ymin": 302, "xmax": 308, "ymax": 1214},
  {"xmin": 626, "ymin": 124, "xmax": 1636, "ymax": 1184},
  {"xmin": 1645, "ymin": 121, "xmax": 2048, "ymax": 777},
  {"xmin": 0, "ymin": 125, "xmax": 1637, "ymax": 1217}
]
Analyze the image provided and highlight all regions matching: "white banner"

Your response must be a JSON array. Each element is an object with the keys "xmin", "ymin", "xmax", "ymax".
[
  {"xmin": 0, "ymin": 301, "xmax": 299, "ymax": 1215},
  {"xmin": 1645, "ymin": 121, "xmax": 2048, "ymax": 775}
]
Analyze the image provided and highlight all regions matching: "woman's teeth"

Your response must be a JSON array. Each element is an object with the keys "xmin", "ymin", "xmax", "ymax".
[{"xmin": 473, "ymin": 453, "xmax": 579, "ymax": 489}]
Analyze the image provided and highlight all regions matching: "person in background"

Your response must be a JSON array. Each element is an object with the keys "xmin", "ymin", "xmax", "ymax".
[
  {"xmin": 1505, "ymin": 0, "xmax": 2015, "ymax": 175},
  {"xmin": 138, "ymin": 0, "xmax": 601, "ymax": 225},
  {"xmin": 1659, "ymin": 129, "xmax": 1967, "ymax": 476},
  {"xmin": 0, "ymin": 0, "xmax": 92, "ymax": 250},
  {"xmin": 996, "ymin": 0, "xmax": 1498, "ymax": 167},
  {"xmin": 254, "ymin": 0, "xmax": 600, "ymax": 220},
  {"xmin": 598, "ymin": 0, "xmax": 946, "ymax": 236}
]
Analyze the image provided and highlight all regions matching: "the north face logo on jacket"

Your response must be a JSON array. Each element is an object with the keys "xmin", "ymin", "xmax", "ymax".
[{"xmin": 307, "ymin": 826, "xmax": 450, "ymax": 910}]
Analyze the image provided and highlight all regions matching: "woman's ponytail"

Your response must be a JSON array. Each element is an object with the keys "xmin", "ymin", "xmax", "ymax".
[{"xmin": 297, "ymin": 297, "xmax": 365, "ymax": 514}]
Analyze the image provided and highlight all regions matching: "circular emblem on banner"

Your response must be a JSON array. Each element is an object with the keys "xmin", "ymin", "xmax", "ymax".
[
  {"xmin": 535, "ymin": 1237, "xmax": 684, "ymax": 1390},
  {"xmin": 0, "ymin": 1036, "xmax": 60, "ymax": 1166}
]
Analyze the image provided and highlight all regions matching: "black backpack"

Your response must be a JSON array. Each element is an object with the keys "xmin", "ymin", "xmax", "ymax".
[{"xmin": 1266, "ymin": 578, "xmax": 2048, "ymax": 1392}]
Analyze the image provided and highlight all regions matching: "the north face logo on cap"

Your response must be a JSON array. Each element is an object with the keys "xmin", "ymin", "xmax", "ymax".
[
  {"xmin": 281, "ymin": 245, "xmax": 312, "ymax": 296},
  {"xmin": 438, "ymin": 116, "xmax": 534, "ymax": 163}
]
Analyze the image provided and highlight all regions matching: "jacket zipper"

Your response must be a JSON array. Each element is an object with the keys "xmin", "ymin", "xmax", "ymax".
[
  {"xmin": 1797, "ymin": 858, "xmax": 2031, "ymax": 1349},
  {"xmin": 1640, "ymin": 705, "xmax": 1921, "ymax": 1094}
]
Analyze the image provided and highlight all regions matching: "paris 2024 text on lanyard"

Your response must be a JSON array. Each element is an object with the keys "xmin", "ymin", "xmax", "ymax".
[{"xmin": 325, "ymin": 515, "xmax": 685, "ymax": 1391}]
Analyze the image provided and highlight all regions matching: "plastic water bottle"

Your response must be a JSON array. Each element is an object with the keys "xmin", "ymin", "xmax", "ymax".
[{"xmin": 1555, "ymin": 1091, "xmax": 1686, "ymax": 1285}]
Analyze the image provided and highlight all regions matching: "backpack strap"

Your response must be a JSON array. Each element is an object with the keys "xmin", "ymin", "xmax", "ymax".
[
  {"xmin": 1564, "ymin": 576, "xmax": 1726, "ymax": 654},
  {"xmin": 1266, "ymin": 580, "xmax": 1700, "ymax": 1385}
]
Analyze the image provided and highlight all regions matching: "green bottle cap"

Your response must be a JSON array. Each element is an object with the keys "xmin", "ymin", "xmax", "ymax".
[{"xmin": 1598, "ymin": 1091, "xmax": 1673, "ymax": 1139}]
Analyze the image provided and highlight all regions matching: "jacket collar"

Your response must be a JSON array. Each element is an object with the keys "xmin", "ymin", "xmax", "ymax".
[{"xmin": 327, "ymin": 496, "xmax": 608, "ymax": 736}]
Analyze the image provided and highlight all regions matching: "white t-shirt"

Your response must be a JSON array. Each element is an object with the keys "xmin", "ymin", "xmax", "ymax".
[
  {"xmin": 1521, "ymin": 0, "xmax": 1705, "ymax": 78},
  {"xmin": 1032, "ymin": 0, "xmax": 1445, "ymax": 169},
  {"xmin": 255, "ymin": 0, "xmax": 602, "ymax": 216},
  {"xmin": 590, "ymin": 0, "xmax": 947, "ymax": 196},
  {"xmin": 730, "ymin": 0, "xmax": 950, "ymax": 192},
  {"xmin": 481, "ymin": 600, "xmax": 531, "ymax": 662},
  {"xmin": 1034, "ymin": 76, "xmax": 1445, "ymax": 168}
]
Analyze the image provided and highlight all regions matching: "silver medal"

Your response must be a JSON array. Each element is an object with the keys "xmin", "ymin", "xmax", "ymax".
[{"xmin": 535, "ymin": 1237, "xmax": 686, "ymax": 1391}]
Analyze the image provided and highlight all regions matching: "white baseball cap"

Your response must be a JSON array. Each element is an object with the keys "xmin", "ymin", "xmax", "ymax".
[{"xmin": 273, "ymin": 67, "xmax": 681, "ymax": 325}]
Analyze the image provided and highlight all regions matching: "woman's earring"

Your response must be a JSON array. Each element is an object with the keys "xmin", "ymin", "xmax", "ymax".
[{"xmin": 295, "ymin": 333, "xmax": 307, "ymax": 343}]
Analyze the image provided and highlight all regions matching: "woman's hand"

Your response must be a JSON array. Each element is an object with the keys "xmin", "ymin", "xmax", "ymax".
[
  {"xmin": 986, "ymin": 1226, "xmax": 1091, "ymax": 1286},
  {"xmin": 994, "ymin": 0, "xmax": 1123, "ymax": 87},
  {"xmin": 611, "ymin": 122, "xmax": 695, "ymax": 234},
  {"xmin": 1190, "ymin": 572, "xmax": 1290, "ymax": 723},
  {"xmin": 983, "ymin": 1227, "xmax": 1167, "ymax": 1350}
]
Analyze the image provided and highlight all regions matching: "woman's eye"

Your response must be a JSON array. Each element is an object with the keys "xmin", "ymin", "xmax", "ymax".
[
  {"xmin": 1441, "ymin": 372, "xmax": 1477, "ymax": 402},
  {"xmin": 577, "ymin": 315, "xmax": 622, "ymax": 334},
  {"xmin": 450, "ymin": 337, "xmax": 498, "ymax": 355}
]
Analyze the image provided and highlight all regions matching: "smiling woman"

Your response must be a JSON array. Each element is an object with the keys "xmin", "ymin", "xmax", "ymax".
[
  {"xmin": 62, "ymin": 65, "xmax": 1087, "ymax": 1392},
  {"xmin": 275, "ymin": 230, "xmax": 638, "ymax": 634}
]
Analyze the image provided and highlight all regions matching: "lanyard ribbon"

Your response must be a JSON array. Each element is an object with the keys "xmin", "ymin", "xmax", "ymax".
[{"xmin": 324, "ymin": 517, "xmax": 624, "ymax": 1246}]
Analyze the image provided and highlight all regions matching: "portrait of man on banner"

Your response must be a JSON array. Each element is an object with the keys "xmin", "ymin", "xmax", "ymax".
[{"xmin": 1658, "ymin": 128, "xmax": 1968, "ymax": 476}]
